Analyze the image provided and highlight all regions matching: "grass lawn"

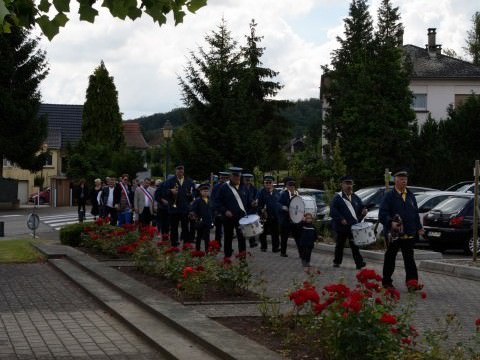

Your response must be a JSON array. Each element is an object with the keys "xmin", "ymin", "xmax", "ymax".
[{"xmin": 0, "ymin": 239, "xmax": 45, "ymax": 263}]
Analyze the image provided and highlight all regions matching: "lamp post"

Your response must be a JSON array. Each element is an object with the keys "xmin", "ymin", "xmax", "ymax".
[{"xmin": 162, "ymin": 120, "xmax": 173, "ymax": 179}]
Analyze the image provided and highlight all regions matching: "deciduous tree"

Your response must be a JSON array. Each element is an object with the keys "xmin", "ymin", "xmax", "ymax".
[{"xmin": 465, "ymin": 11, "xmax": 480, "ymax": 65}]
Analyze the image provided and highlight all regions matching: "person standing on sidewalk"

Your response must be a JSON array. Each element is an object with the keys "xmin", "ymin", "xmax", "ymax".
[
  {"xmin": 256, "ymin": 175, "xmax": 281, "ymax": 253},
  {"xmin": 379, "ymin": 169, "xmax": 424, "ymax": 289},
  {"xmin": 330, "ymin": 176, "xmax": 367, "ymax": 269},
  {"xmin": 278, "ymin": 177, "xmax": 300, "ymax": 257}
]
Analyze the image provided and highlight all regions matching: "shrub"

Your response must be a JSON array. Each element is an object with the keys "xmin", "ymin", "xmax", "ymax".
[{"xmin": 60, "ymin": 222, "xmax": 92, "ymax": 247}]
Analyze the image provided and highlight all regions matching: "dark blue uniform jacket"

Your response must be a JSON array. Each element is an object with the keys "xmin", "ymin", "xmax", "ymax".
[
  {"xmin": 379, "ymin": 188, "xmax": 422, "ymax": 237},
  {"xmin": 298, "ymin": 222, "xmax": 317, "ymax": 247},
  {"xmin": 163, "ymin": 176, "xmax": 195, "ymax": 214},
  {"xmin": 217, "ymin": 182, "xmax": 247, "ymax": 219},
  {"xmin": 256, "ymin": 187, "xmax": 280, "ymax": 220},
  {"xmin": 191, "ymin": 198, "xmax": 214, "ymax": 228},
  {"xmin": 330, "ymin": 192, "xmax": 365, "ymax": 234}
]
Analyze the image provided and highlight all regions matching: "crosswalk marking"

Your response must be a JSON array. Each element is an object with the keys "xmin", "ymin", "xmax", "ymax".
[{"xmin": 40, "ymin": 212, "xmax": 94, "ymax": 230}]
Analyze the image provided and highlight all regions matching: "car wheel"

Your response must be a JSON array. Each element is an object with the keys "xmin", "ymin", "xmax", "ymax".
[{"xmin": 464, "ymin": 237, "xmax": 480, "ymax": 255}]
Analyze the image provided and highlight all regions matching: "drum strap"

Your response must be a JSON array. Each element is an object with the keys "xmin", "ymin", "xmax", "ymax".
[
  {"xmin": 227, "ymin": 181, "xmax": 246, "ymax": 215},
  {"xmin": 339, "ymin": 192, "xmax": 358, "ymax": 222}
]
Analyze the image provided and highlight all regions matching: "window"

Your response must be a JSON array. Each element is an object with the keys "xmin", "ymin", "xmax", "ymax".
[
  {"xmin": 44, "ymin": 153, "xmax": 53, "ymax": 167},
  {"xmin": 412, "ymin": 94, "xmax": 427, "ymax": 110},
  {"xmin": 455, "ymin": 94, "xmax": 479, "ymax": 107}
]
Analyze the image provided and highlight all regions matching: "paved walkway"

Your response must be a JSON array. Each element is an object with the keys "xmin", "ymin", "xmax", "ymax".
[{"xmin": 0, "ymin": 263, "xmax": 165, "ymax": 360}]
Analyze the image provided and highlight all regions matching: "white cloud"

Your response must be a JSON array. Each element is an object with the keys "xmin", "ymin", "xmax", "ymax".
[{"xmin": 37, "ymin": 0, "xmax": 479, "ymax": 119}]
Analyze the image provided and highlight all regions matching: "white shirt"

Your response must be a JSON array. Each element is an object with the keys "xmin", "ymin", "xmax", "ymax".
[{"xmin": 107, "ymin": 187, "xmax": 114, "ymax": 208}]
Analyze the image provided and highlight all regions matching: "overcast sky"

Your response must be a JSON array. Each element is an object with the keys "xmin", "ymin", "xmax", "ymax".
[{"xmin": 37, "ymin": 0, "xmax": 478, "ymax": 120}]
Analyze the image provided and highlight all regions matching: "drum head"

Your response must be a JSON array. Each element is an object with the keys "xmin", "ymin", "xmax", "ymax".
[
  {"xmin": 289, "ymin": 196, "xmax": 305, "ymax": 223},
  {"xmin": 239, "ymin": 214, "xmax": 259, "ymax": 225}
]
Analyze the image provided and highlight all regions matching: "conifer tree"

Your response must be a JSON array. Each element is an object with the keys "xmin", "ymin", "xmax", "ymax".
[
  {"xmin": 0, "ymin": 27, "xmax": 49, "ymax": 177},
  {"xmin": 81, "ymin": 61, "xmax": 125, "ymax": 150}
]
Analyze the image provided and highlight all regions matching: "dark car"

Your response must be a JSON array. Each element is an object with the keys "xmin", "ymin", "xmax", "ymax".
[
  {"xmin": 355, "ymin": 185, "xmax": 438, "ymax": 210},
  {"xmin": 423, "ymin": 194, "xmax": 478, "ymax": 254},
  {"xmin": 29, "ymin": 187, "xmax": 51, "ymax": 204}
]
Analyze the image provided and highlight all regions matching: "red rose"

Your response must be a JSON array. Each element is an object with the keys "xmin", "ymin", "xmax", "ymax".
[{"xmin": 379, "ymin": 313, "xmax": 397, "ymax": 325}]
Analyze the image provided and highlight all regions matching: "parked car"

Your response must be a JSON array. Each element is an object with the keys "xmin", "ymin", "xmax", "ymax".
[
  {"xmin": 297, "ymin": 188, "xmax": 330, "ymax": 223},
  {"xmin": 423, "ymin": 194, "xmax": 478, "ymax": 254},
  {"xmin": 356, "ymin": 185, "xmax": 438, "ymax": 211},
  {"xmin": 445, "ymin": 181, "xmax": 473, "ymax": 192},
  {"xmin": 29, "ymin": 187, "xmax": 51, "ymax": 204},
  {"xmin": 364, "ymin": 191, "xmax": 473, "ymax": 244},
  {"xmin": 455, "ymin": 183, "xmax": 475, "ymax": 194}
]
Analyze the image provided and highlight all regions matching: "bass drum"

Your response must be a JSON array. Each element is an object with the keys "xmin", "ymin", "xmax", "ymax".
[{"xmin": 289, "ymin": 195, "xmax": 317, "ymax": 223}]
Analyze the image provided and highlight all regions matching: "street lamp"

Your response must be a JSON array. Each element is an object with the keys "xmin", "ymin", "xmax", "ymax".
[{"xmin": 162, "ymin": 120, "xmax": 173, "ymax": 179}]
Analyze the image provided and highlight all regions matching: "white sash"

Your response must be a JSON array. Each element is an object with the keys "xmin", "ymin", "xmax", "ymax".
[
  {"xmin": 227, "ymin": 181, "xmax": 246, "ymax": 215},
  {"xmin": 338, "ymin": 192, "xmax": 358, "ymax": 222},
  {"xmin": 119, "ymin": 182, "xmax": 131, "ymax": 207},
  {"xmin": 140, "ymin": 186, "xmax": 154, "ymax": 205}
]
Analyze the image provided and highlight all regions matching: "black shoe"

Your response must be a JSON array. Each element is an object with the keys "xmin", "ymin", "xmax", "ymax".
[
  {"xmin": 260, "ymin": 248, "xmax": 267, "ymax": 252},
  {"xmin": 356, "ymin": 262, "xmax": 366, "ymax": 270},
  {"xmin": 249, "ymin": 242, "xmax": 258, "ymax": 248},
  {"xmin": 333, "ymin": 263, "xmax": 340, "ymax": 268},
  {"xmin": 280, "ymin": 253, "xmax": 288, "ymax": 257},
  {"xmin": 272, "ymin": 248, "xmax": 280, "ymax": 253},
  {"xmin": 383, "ymin": 283, "xmax": 396, "ymax": 290}
]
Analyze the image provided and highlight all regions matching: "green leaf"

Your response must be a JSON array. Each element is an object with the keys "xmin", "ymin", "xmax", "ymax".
[
  {"xmin": 127, "ymin": 6, "xmax": 142, "ymax": 20},
  {"xmin": 78, "ymin": 4, "xmax": 98, "ymax": 22},
  {"xmin": 38, "ymin": 0, "xmax": 51, "ymax": 13},
  {"xmin": 173, "ymin": 9, "xmax": 185, "ymax": 25},
  {"xmin": 52, "ymin": 0, "xmax": 70, "ymax": 13},
  {"xmin": 145, "ymin": 3, "xmax": 167, "ymax": 25},
  {"xmin": 187, "ymin": 0, "xmax": 207, "ymax": 13},
  {"xmin": 36, "ymin": 14, "xmax": 60, "ymax": 40},
  {"xmin": 52, "ymin": 12, "xmax": 68, "ymax": 27}
]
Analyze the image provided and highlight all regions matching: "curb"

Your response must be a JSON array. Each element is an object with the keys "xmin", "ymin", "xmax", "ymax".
[
  {"xmin": 419, "ymin": 260, "xmax": 480, "ymax": 281},
  {"xmin": 33, "ymin": 243, "xmax": 282, "ymax": 360}
]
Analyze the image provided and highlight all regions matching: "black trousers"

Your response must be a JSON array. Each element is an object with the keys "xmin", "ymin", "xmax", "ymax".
[
  {"xmin": 103, "ymin": 206, "xmax": 118, "ymax": 226},
  {"xmin": 382, "ymin": 237, "xmax": 418, "ymax": 287},
  {"xmin": 169, "ymin": 213, "xmax": 190, "ymax": 246},
  {"xmin": 259, "ymin": 218, "xmax": 279, "ymax": 251},
  {"xmin": 300, "ymin": 245, "xmax": 313, "ymax": 265},
  {"xmin": 156, "ymin": 209, "xmax": 170, "ymax": 235},
  {"xmin": 139, "ymin": 207, "xmax": 152, "ymax": 226},
  {"xmin": 280, "ymin": 222, "xmax": 300, "ymax": 255},
  {"xmin": 214, "ymin": 216, "xmax": 223, "ymax": 246},
  {"xmin": 195, "ymin": 225, "xmax": 211, "ymax": 252},
  {"xmin": 223, "ymin": 217, "xmax": 246, "ymax": 258},
  {"xmin": 333, "ymin": 231, "xmax": 364, "ymax": 266}
]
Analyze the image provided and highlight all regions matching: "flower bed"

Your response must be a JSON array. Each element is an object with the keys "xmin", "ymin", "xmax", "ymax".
[{"xmin": 75, "ymin": 220, "xmax": 255, "ymax": 301}]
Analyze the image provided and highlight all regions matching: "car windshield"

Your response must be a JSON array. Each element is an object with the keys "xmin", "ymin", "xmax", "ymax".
[
  {"xmin": 356, "ymin": 188, "xmax": 378, "ymax": 201},
  {"xmin": 456, "ymin": 184, "xmax": 474, "ymax": 193},
  {"xmin": 433, "ymin": 197, "xmax": 471, "ymax": 213},
  {"xmin": 415, "ymin": 193, "xmax": 429, "ymax": 204}
]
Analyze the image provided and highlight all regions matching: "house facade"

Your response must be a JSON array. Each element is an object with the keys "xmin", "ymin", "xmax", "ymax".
[
  {"xmin": 320, "ymin": 28, "xmax": 480, "ymax": 130},
  {"xmin": 2, "ymin": 104, "xmax": 83, "ymax": 205}
]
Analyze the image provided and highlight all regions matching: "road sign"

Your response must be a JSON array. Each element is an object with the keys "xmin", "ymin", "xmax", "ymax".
[{"xmin": 26, "ymin": 213, "xmax": 40, "ymax": 231}]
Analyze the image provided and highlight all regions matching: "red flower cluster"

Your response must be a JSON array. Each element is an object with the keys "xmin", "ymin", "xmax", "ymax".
[
  {"xmin": 156, "ymin": 240, "xmax": 170, "ymax": 247},
  {"xmin": 475, "ymin": 318, "xmax": 480, "ymax": 330},
  {"xmin": 356, "ymin": 268, "xmax": 382, "ymax": 284},
  {"xmin": 340, "ymin": 290, "xmax": 364, "ymax": 313},
  {"xmin": 116, "ymin": 243, "xmax": 138, "ymax": 254},
  {"xmin": 324, "ymin": 283, "xmax": 351, "ymax": 298},
  {"xmin": 182, "ymin": 243, "xmax": 194, "ymax": 251},
  {"xmin": 121, "ymin": 223, "xmax": 137, "ymax": 232},
  {"xmin": 95, "ymin": 217, "xmax": 107, "ymax": 226},
  {"xmin": 87, "ymin": 232, "xmax": 98, "ymax": 241},
  {"xmin": 235, "ymin": 251, "xmax": 251, "ymax": 260},
  {"xmin": 223, "ymin": 257, "xmax": 232, "ymax": 264},
  {"xmin": 289, "ymin": 281, "xmax": 320, "ymax": 306},
  {"xmin": 208, "ymin": 240, "xmax": 221, "ymax": 252},
  {"xmin": 191, "ymin": 250, "xmax": 206, "ymax": 258},
  {"xmin": 181, "ymin": 265, "xmax": 204, "ymax": 278},
  {"xmin": 380, "ymin": 313, "xmax": 397, "ymax": 325},
  {"xmin": 164, "ymin": 246, "xmax": 180, "ymax": 254},
  {"xmin": 405, "ymin": 279, "xmax": 424, "ymax": 291}
]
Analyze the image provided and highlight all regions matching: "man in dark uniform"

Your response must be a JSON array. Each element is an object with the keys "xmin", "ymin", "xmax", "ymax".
[
  {"xmin": 257, "ymin": 175, "xmax": 281, "ymax": 252},
  {"xmin": 278, "ymin": 177, "xmax": 300, "ymax": 257},
  {"xmin": 211, "ymin": 171, "xmax": 230, "ymax": 247},
  {"xmin": 163, "ymin": 164, "xmax": 195, "ymax": 246},
  {"xmin": 217, "ymin": 166, "xmax": 248, "ymax": 258},
  {"xmin": 154, "ymin": 175, "xmax": 173, "ymax": 239},
  {"xmin": 330, "ymin": 175, "xmax": 367, "ymax": 269},
  {"xmin": 241, "ymin": 172, "xmax": 259, "ymax": 248},
  {"xmin": 379, "ymin": 169, "xmax": 424, "ymax": 289}
]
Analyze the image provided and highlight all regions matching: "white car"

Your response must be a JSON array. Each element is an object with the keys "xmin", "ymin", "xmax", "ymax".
[{"xmin": 363, "ymin": 191, "xmax": 473, "ymax": 243}]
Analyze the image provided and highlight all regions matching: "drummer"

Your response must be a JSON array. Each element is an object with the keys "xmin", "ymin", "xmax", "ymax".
[
  {"xmin": 330, "ymin": 175, "xmax": 368, "ymax": 269},
  {"xmin": 257, "ymin": 175, "xmax": 281, "ymax": 252},
  {"xmin": 241, "ymin": 172, "xmax": 259, "ymax": 248},
  {"xmin": 278, "ymin": 176, "xmax": 301, "ymax": 257},
  {"xmin": 216, "ymin": 166, "xmax": 248, "ymax": 258}
]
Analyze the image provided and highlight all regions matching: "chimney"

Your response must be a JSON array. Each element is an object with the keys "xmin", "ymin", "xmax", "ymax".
[{"xmin": 426, "ymin": 28, "xmax": 442, "ymax": 57}]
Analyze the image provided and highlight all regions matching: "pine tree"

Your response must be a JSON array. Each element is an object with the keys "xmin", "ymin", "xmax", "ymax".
[
  {"xmin": 81, "ymin": 61, "xmax": 125, "ymax": 150},
  {"xmin": 0, "ymin": 27, "xmax": 49, "ymax": 177},
  {"xmin": 465, "ymin": 12, "xmax": 480, "ymax": 65},
  {"xmin": 177, "ymin": 19, "xmax": 288, "ymax": 178}
]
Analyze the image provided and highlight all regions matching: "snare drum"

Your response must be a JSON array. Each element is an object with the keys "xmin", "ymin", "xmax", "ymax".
[
  {"xmin": 289, "ymin": 195, "xmax": 317, "ymax": 223},
  {"xmin": 239, "ymin": 214, "xmax": 264, "ymax": 238},
  {"xmin": 351, "ymin": 222, "xmax": 376, "ymax": 247}
]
